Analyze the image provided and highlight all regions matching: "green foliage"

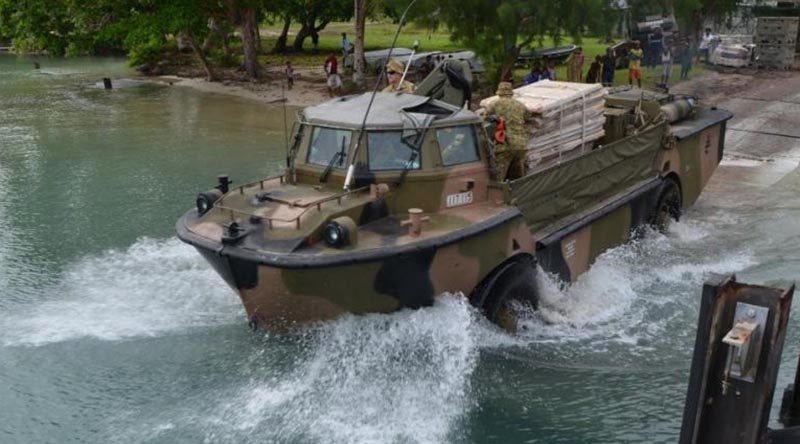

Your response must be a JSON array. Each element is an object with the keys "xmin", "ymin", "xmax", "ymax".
[{"xmin": 384, "ymin": 0, "xmax": 610, "ymax": 81}]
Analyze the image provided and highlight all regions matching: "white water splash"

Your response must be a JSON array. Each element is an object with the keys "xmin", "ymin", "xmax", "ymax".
[
  {"xmin": 200, "ymin": 295, "xmax": 481, "ymax": 444},
  {"xmin": 515, "ymin": 219, "xmax": 756, "ymax": 349},
  {"xmin": 0, "ymin": 237, "xmax": 240, "ymax": 347}
]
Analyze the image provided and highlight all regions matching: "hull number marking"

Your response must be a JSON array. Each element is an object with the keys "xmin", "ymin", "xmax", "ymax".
[
  {"xmin": 563, "ymin": 239, "xmax": 576, "ymax": 259},
  {"xmin": 446, "ymin": 191, "xmax": 473, "ymax": 208}
]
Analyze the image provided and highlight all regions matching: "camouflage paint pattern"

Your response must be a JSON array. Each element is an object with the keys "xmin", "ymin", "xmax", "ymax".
[{"xmin": 176, "ymin": 89, "xmax": 731, "ymax": 329}]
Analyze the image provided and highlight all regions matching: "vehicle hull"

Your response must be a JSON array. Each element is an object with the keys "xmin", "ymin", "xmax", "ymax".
[{"xmin": 178, "ymin": 210, "xmax": 534, "ymax": 329}]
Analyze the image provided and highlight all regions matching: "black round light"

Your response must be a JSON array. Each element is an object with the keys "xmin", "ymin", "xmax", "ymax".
[
  {"xmin": 324, "ymin": 221, "xmax": 346, "ymax": 247},
  {"xmin": 196, "ymin": 189, "xmax": 222, "ymax": 215}
]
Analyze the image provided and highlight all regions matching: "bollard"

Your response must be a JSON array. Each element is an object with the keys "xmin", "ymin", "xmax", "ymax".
[
  {"xmin": 400, "ymin": 208, "xmax": 429, "ymax": 237},
  {"xmin": 102, "ymin": 78, "xmax": 112, "ymax": 90}
]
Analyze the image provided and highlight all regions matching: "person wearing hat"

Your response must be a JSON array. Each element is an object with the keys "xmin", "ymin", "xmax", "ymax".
[
  {"xmin": 383, "ymin": 59, "xmax": 415, "ymax": 93},
  {"xmin": 484, "ymin": 82, "xmax": 531, "ymax": 181}
]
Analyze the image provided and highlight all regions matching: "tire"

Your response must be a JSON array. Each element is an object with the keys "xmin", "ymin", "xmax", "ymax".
[
  {"xmin": 650, "ymin": 178, "xmax": 682, "ymax": 231},
  {"xmin": 475, "ymin": 257, "xmax": 539, "ymax": 332}
]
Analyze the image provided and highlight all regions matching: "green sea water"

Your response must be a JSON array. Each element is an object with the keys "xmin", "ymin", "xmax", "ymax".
[{"xmin": 2, "ymin": 53, "xmax": 800, "ymax": 444}]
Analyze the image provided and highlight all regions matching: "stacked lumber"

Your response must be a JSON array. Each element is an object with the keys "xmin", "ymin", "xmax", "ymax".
[{"xmin": 480, "ymin": 80, "xmax": 607, "ymax": 168}]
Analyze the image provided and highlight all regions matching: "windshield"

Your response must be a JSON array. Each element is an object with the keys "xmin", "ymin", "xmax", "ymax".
[
  {"xmin": 367, "ymin": 131, "xmax": 420, "ymax": 171},
  {"xmin": 307, "ymin": 127, "xmax": 352, "ymax": 168},
  {"xmin": 437, "ymin": 125, "xmax": 479, "ymax": 166}
]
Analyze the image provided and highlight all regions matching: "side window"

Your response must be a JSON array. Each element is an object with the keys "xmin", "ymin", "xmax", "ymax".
[
  {"xmin": 437, "ymin": 125, "xmax": 479, "ymax": 166},
  {"xmin": 307, "ymin": 127, "xmax": 351, "ymax": 168},
  {"xmin": 367, "ymin": 131, "xmax": 420, "ymax": 171}
]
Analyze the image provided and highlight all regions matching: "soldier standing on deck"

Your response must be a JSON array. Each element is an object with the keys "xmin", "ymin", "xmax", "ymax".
[
  {"xmin": 484, "ymin": 82, "xmax": 531, "ymax": 181},
  {"xmin": 382, "ymin": 59, "xmax": 415, "ymax": 93}
]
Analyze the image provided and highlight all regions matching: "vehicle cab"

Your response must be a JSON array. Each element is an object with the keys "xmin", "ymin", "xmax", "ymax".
[{"xmin": 291, "ymin": 92, "xmax": 500, "ymax": 215}]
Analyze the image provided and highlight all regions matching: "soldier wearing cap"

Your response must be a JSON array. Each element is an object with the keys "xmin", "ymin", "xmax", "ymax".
[
  {"xmin": 484, "ymin": 82, "xmax": 531, "ymax": 181},
  {"xmin": 383, "ymin": 59, "xmax": 415, "ymax": 93}
]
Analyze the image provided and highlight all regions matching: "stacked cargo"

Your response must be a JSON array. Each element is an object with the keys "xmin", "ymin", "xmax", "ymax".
[
  {"xmin": 480, "ymin": 80, "xmax": 607, "ymax": 169},
  {"xmin": 755, "ymin": 17, "xmax": 798, "ymax": 69}
]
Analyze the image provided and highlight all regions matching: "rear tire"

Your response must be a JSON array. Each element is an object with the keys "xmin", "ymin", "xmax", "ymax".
[
  {"xmin": 650, "ymin": 178, "xmax": 682, "ymax": 231},
  {"xmin": 474, "ymin": 257, "xmax": 539, "ymax": 332}
]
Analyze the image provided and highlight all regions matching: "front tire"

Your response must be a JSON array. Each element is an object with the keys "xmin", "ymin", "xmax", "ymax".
[
  {"xmin": 474, "ymin": 257, "xmax": 539, "ymax": 332},
  {"xmin": 650, "ymin": 178, "xmax": 682, "ymax": 231}
]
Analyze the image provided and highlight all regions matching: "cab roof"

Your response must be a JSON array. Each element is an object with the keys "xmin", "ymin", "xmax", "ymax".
[{"xmin": 301, "ymin": 92, "xmax": 479, "ymax": 130}]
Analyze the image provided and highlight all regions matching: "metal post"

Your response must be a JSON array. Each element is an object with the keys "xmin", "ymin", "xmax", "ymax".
[{"xmin": 679, "ymin": 274, "xmax": 794, "ymax": 444}]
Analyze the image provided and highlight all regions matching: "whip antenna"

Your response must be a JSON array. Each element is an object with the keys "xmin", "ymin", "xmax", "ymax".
[{"xmin": 343, "ymin": 0, "xmax": 418, "ymax": 190}]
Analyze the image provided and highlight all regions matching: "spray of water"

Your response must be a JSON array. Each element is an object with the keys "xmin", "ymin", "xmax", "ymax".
[
  {"xmin": 0, "ymin": 237, "xmax": 241, "ymax": 347},
  {"xmin": 192, "ymin": 296, "xmax": 481, "ymax": 444}
]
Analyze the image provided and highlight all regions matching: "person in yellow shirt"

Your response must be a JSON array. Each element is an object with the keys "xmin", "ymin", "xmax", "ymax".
[
  {"xmin": 382, "ymin": 59, "xmax": 415, "ymax": 93},
  {"xmin": 628, "ymin": 40, "xmax": 643, "ymax": 88}
]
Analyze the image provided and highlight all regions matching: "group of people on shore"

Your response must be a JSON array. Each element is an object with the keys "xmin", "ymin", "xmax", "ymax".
[{"xmin": 520, "ymin": 32, "xmax": 702, "ymax": 91}]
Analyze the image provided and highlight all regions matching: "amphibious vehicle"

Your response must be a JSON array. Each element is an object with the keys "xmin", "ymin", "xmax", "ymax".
[{"xmin": 176, "ymin": 84, "xmax": 731, "ymax": 331}]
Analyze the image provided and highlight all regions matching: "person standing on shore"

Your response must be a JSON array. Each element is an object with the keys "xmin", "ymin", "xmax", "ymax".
[
  {"xmin": 698, "ymin": 28, "xmax": 715, "ymax": 64},
  {"xmin": 285, "ymin": 61, "xmax": 294, "ymax": 90},
  {"xmin": 628, "ymin": 40, "xmax": 643, "ymax": 88},
  {"xmin": 601, "ymin": 47, "xmax": 616, "ymax": 86},
  {"xmin": 585, "ymin": 55, "xmax": 602, "ymax": 84},
  {"xmin": 324, "ymin": 52, "xmax": 342, "ymax": 97},
  {"xmin": 680, "ymin": 37, "xmax": 693, "ymax": 80},
  {"xmin": 341, "ymin": 33, "xmax": 352, "ymax": 58},
  {"xmin": 545, "ymin": 57, "xmax": 557, "ymax": 81},
  {"xmin": 567, "ymin": 46, "xmax": 584, "ymax": 82},
  {"xmin": 660, "ymin": 44, "xmax": 673, "ymax": 86}
]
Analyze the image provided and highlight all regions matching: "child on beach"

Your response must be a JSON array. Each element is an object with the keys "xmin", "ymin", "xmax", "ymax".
[{"xmin": 285, "ymin": 61, "xmax": 294, "ymax": 90}]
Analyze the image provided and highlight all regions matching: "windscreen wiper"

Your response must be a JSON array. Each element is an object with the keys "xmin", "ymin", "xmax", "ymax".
[
  {"xmin": 319, "ymin": 136, "xmax": 347, "ymax": 183},
  {"xmin": 394, "ymin": 149, "xmax": 419, "ymax": 187}
]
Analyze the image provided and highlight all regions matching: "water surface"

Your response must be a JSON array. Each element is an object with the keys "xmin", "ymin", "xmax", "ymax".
[{"xmin": 2, "ymin": 54, "xmax": 799, "ymax": 443}]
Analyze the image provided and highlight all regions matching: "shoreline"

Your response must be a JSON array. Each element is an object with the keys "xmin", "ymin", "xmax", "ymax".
[
  {"xmin": 150, "ymin": 65, "xmax": 786, "ymax": 110},
  {"xmin": 153, "ymin": 68, "xmax": 336, "ymax": 108}
]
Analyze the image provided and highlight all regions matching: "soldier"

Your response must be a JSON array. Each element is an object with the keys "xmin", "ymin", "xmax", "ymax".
[
  {"xmin": 383, "ymin": 59, "xmax": 415, "ymax": 93},
  {"xmin": 484, "ymin": 82, "xmax": 531, "ymax": 181}
]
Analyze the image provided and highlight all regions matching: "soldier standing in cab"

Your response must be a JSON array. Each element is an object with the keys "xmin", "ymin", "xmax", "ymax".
[
  {"xmin": 383, "ymin": 59, "xmax": 415, "ymax": 93},
  {"xmin": 484, "ymin": 82, "xmax": 531, "ymax": 181}
]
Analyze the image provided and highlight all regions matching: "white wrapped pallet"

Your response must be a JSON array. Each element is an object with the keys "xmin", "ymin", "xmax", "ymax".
[{"xmin": 480, "ymin": 80, "xmax": 607, "ymax": 168}]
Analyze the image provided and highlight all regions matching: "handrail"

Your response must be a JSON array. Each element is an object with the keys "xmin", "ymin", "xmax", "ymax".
[{"xmin": 214, "ymin": 180, "xmax": 370, "ymax": 230}]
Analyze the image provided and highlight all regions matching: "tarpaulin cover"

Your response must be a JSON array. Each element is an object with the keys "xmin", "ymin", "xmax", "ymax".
[{"xmin": 509, "ymin": 121, "xmax": 665, "ymax": 232}]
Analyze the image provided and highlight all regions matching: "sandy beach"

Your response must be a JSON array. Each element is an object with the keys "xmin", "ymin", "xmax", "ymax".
[{"xmin": 154, "ymin": 67, "xmax": 336, "ymax": 108}]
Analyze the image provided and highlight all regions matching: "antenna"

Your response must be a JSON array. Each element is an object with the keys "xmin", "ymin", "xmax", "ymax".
[
  {"xmin": 282, "ymin": 84, "xmax": 290, "ymax": 168},
  {"xmin": 343, "ymin": 0, "xmax": 418, "ymax": 191},
  {"xmin": 397, "ymin": 39, "xmax": 419, "ymax": 87}
]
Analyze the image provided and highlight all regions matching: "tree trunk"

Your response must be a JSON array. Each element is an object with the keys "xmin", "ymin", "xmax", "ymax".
[
  {"xmin": 187, "ymin": 30, "xmax": 216, "ymax": 82},
  {"xmin": 239, "ymin": 7, "xmax": 260, "ymax": 78},
  {"xmin": 274, "ymin": 16, "xmax": 291, "ymax": 53},
  {"xmin": 500, "ymin": 46, "xmax": 521, "ymax": 83},
  {"xmin": 293, "ymin": 24, "xmax": 312, "ymax": 52},
  {"xmin": 221, "ymin": 31, "xmax": 232, "ymax": 65},
  {"xmin": 353, "ymin": 0, "xmax": 366, "ymax": 86}
]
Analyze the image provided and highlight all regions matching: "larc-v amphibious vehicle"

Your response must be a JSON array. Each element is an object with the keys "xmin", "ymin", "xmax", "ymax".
[{"xmin": 176, "ymin": 83, "xmax": 731, "ymax": 331}]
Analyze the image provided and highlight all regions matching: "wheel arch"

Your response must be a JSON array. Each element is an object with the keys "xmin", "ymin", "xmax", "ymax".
[
  {"xmin": 469, "ymin": 252, "xmax": 536, "ymax": 310},
  {"xmin": 662, "ymin": 172, "xmax": 684, "ymax": 208}
]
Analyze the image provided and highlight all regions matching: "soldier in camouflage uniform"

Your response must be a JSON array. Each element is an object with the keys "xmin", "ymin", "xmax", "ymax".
[
  {"xmin": 484, "ymin": 82, "xmax": 531, "ymax": 180},
  {"xmin": 383, "ymin": 59, "xmax": 415, "ymax": 93}
]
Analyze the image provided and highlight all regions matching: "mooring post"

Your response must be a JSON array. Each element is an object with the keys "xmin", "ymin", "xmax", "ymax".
[
  {"xmin": 103, "ymin": 78, "xmax": 112, "ymax": 90},
  {"xmin": 679, "ymin": 274, "xmax": 795, "ymax": 444}
]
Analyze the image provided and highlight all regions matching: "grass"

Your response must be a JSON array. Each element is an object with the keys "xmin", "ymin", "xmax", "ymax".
[{"xmin": 258, "ymin": 21, "xmax": 463, "ymax": 68}]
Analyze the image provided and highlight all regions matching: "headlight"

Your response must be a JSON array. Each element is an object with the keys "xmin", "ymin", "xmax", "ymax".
[
  {"xmin": 323, "ymin": 216, "xmax": 358, "ymax": 248},
  {"xmin": 196, "ymin": 189, "xmax": 223, "ymax": 215}
]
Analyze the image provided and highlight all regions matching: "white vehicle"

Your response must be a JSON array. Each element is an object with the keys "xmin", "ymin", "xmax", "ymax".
[{"xmin": 710, "ymin": 35, "xmax": 755, "ymax": 68}]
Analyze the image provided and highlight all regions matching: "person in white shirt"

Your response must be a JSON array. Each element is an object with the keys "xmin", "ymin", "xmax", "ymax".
[
  {"xmin": 698, "ymin": 28, "xmax": 715, "ymax": 63},
  {"xmin": 661, "ymin": 44, "xmax": 673, "ymax": 86}
]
